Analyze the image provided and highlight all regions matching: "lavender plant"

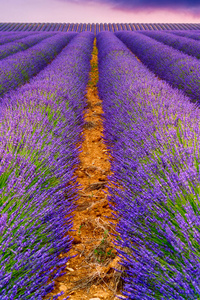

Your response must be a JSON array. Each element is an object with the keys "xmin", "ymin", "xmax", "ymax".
[
  {"xmin": 140, "ymin": 30, "xmax": 200, "ymax": 60},
  {"xmin": 170, "ymin": 30, "xmax": 200, "ymax": 41},
  {"xmin": 0, "ymin": 32, "xmax": 35, "ymax": 45},
  {"xmin": 0, "ymin": 31, "xmax": 94, "ymax": 299},
  {"xmin": 116, "ymin": 31, "xmax": 200, "ymax": 102},
  {"xmin": 0, "ymin": 32, "xmax": 55, "ymax": 60},
  {"xmin": 0, "ymin": 32, "xmax": 76, "ymax": 97},
  {"xmin": 97, "ymin": 31, "xmax": 200, "ymax": 299}
]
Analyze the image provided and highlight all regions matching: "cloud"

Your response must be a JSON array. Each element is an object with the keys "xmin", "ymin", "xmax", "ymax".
[{"xmin": 57, "ymin": 0, "xmax": 200, "ymax": 14}]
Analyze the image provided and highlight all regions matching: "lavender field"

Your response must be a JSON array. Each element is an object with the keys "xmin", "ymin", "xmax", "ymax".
[
  {"xmin": 0, "ymin": 22, "xmax": 200, "ymax": 33},
  {"xmin": 1, "ymin": 28, "xmax": 200, "ymax": 299}
]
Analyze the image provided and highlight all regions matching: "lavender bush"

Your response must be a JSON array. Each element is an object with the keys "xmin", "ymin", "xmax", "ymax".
[
  {"xmin": 0, "ymin": 32, "xmax": 55, "ymax": 60},
  {"xmin": 97, "ymin": 31, "xmax": 200, "ymax": 299},
  {"xmin": 0, "ymin": 31, "xmax": 94, "ymax": 299},
  {"xmin": 141, "ymin": 30, "xmax": 200, "ymax": 59},
  {"xmin": 116, "ymin": 31, "xmax": 200, "ymax": 102},
  {"xmin": 0, "ymin": 32, "xmax": 76, "ymax": 97},
  {"xmin": 170, "ymin": 30, "xmax": 200, "ymax": 41},
  {"xmin": 0, "ymin": 32, "xmax": 34, "ymax": 45}
]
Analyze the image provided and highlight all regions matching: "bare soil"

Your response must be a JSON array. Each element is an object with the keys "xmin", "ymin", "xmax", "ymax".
[{"xmin": 45, "ymin": 39, "xmax": 124, "ymax": 300}]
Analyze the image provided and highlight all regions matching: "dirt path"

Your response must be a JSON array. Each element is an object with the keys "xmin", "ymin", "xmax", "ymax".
[{"xmin": 46, "ymin": 39, "xmax": 123, "ymax": 300}]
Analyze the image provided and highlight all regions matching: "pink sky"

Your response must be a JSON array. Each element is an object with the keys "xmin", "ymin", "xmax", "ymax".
[{"xmin": 0, "ymin": 0, "xmax": 200, "ymax": 23}]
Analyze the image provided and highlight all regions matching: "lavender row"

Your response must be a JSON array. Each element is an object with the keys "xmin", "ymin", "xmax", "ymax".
[
  {"xmin": 1, "ymin": 23, "xmax": 200, "ymax": 32},
  {"xmin": 0, "ymin": 32, "xmax": 36, "ymax": 45},
  {"xmin": 0, "ymin": 32, "xmax": 76, "ymax": 97},
  {"xmin": 0, "ymin": 31, "xmax": 94, "ymax": 299},
  {"xmin": 116, "ymin": 31, "xmax": 200, "ymax": 102},
  {"xmin": 170, "ymin": 30, "xmax": 200, "ymax": 41},
  {"xmin": 140, "ymin": 30, "xmax": 200, "ymax": 60},
  {"xmin": 0, "ymin": 32, "xmax": 55, "ymax": 60},
  {"xmin": 97, "ymin": 31, "xmax": 200, "ymax": 299}
]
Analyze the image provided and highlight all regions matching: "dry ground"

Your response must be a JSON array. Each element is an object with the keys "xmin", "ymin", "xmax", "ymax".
[{"xmin": 45, "ymin": 39, "xmax": 124, "ymax": 300}]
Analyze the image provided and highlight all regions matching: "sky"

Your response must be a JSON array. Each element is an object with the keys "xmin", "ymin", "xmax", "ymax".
[{"xmin": 0, "ymin": 0, "xmax": 200, "ymax": 23}]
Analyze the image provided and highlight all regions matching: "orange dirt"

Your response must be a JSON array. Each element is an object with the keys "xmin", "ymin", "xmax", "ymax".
[{"xmin": 45, "ymin": 39, "xmax": 124, "ymax": 300}]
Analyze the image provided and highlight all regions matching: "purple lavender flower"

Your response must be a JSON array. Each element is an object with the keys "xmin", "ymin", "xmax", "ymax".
[
  {"xmin": 0, "ymin": 32, "xmax": 77, "ymax": 97},
  {"xmin": 0, "ymin": 213, "xmax": 7, "ymax": 234},
  {"xmin": 140, "ymin": 30, "xmax": 200, "ymax": 60},
  {"xmin": 0, "ymin": 32, "xmax": 55, "ymax": 60},
  {"xmin": 0, "ymin": 32, "xmax": 94, "ymax": 299},
  {"xmin": 97, "ymin": 31, "xmax": 200, "ymax": 299},
  {"xmin": 116, "ymin": 31, "xmax": 200, "ymax": 102}
]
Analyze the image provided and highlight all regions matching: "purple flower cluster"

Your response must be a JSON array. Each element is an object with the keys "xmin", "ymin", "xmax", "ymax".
[
  {"xmin": 116, "ymin": 31, "xmax": 200, "ymax": 102},
  {"xmin": 97, "ymin": 31, "xmax": 200, "ymax": 299},
  {"xmin": 0, "ymin": 213, "xmax": 7, "ymax": 234},
  {"xmin": 0, "ymin": 32, "xmax": 76, "ymax": 97},
  {"xmin": 0, "ymin": 31, "xmax": 94, "ymax": 299},
  {"xmin": 141, "ymin": 30, "xmax": 200, "ymax": 59},
  {"xmin": 0, "ymin": 32, "xmax": 55, "ymax": 60}
]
